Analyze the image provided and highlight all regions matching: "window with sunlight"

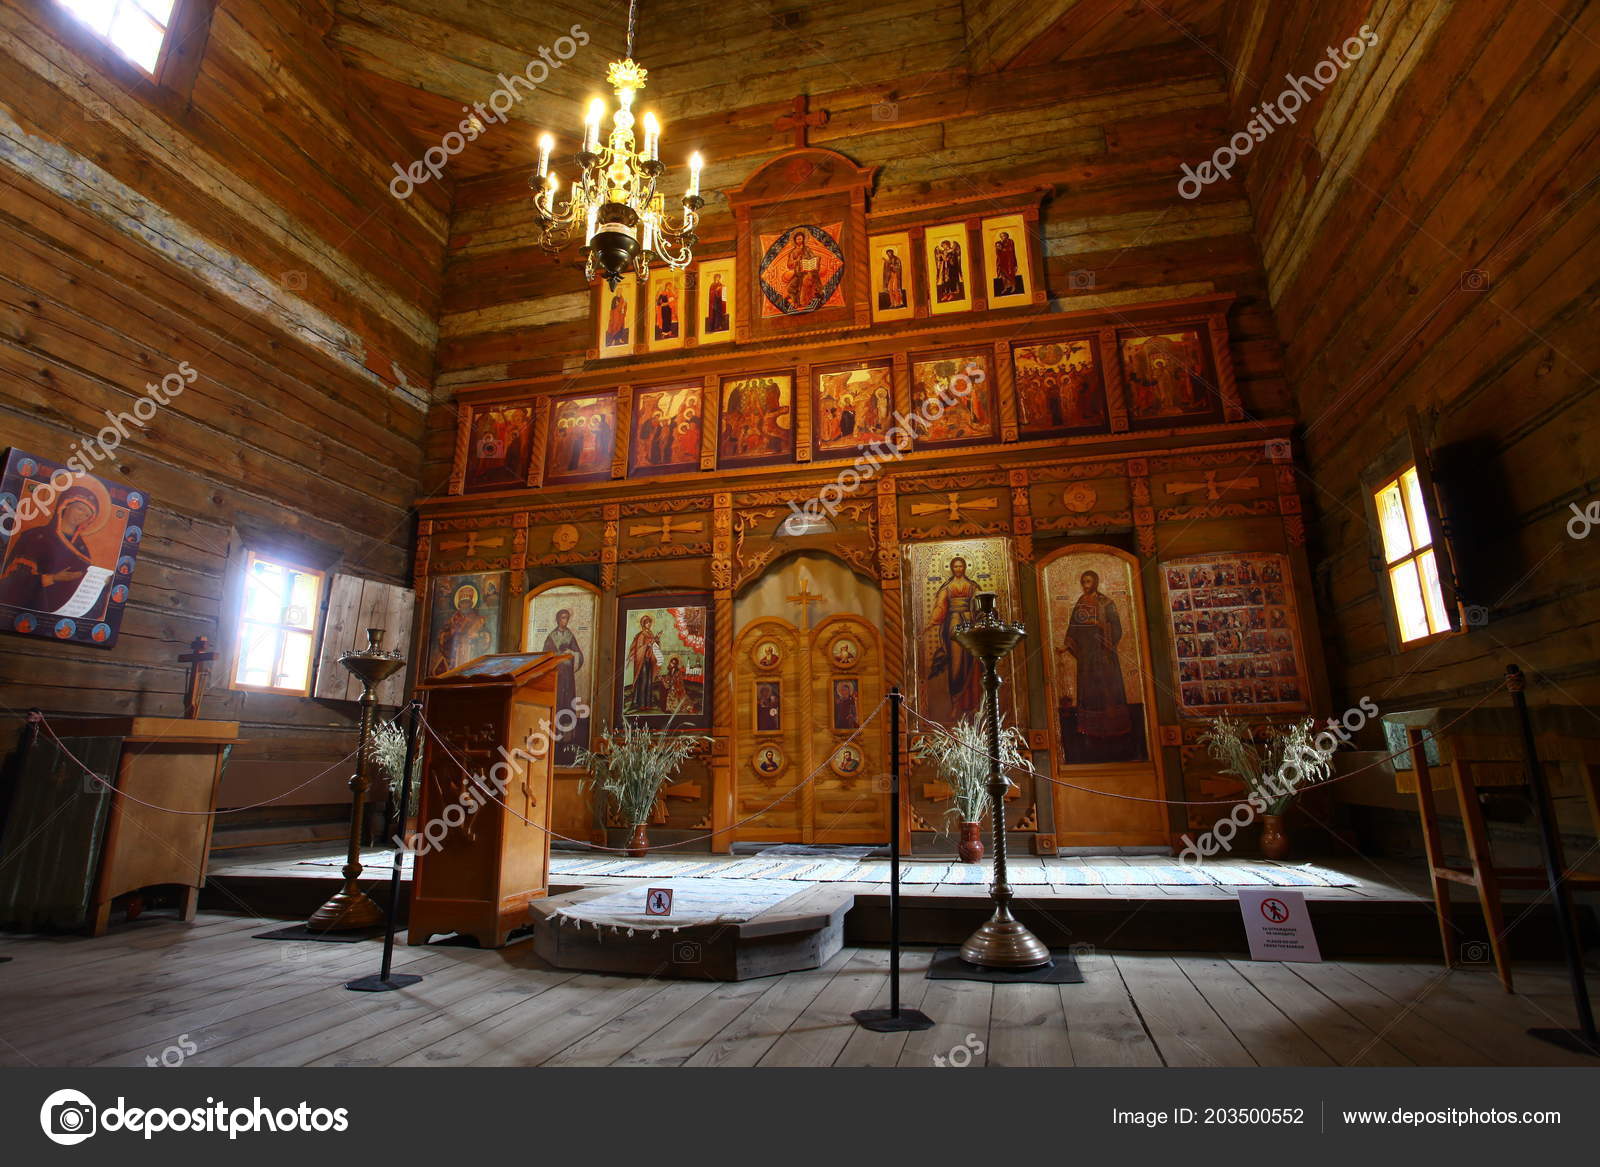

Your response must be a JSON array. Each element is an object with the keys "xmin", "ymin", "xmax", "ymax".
[
  {"xmin": 1373, "ymin": 465, "xmax": 1453, "ymax": 644},
  {"xmin": 232, "ymin": 552, "xmax": 324, "ymax": 696},
  {"xmin": 56, "ymin": 0, "xmax": 179, "ymax": 76}
]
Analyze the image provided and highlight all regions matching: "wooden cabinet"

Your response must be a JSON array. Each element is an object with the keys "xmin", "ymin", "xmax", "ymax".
[
  {"xmin": 411, "ymin": 653, "xmax": 563, "ymax": 947},
  {"xmin": 0, "ymin": 717, "xmax": 235, "ymax": 935}
]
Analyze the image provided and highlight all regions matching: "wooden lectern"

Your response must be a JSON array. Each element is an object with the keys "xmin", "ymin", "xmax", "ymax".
[
  {"xmin": 0, "ymin": 716, "xmax": 236, "ymax": 935},
  {"xmin": 410, "ymin": 653, "xmax": 563, "ymax": 947}
]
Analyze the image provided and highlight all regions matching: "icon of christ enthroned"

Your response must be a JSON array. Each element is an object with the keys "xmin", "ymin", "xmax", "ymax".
[{"xmin": 757, "ymin": 224, "xmax": 846, "ymax": 317}]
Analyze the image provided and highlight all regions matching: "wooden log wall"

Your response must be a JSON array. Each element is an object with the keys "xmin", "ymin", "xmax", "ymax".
[
  {"xmin": 0, "ymin": 0, "xmax": 445, "ymax": 841},
  {"xmin": 1222, "ymin": 0, "xmax": 1600, "ymax": 831}
]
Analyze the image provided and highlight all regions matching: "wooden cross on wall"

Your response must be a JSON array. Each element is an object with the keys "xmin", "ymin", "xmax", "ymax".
[
  {"xmin": 775, "ymin": 94, "xmax": 828, "ymax": 148},
  {"xmin": 177, "ymin": 636, "xmax": 216, "ymax": 720}
]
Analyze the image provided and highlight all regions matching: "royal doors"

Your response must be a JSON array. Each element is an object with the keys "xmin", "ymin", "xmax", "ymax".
[{"xmin": 730, "ymin": 614, "xmax": 888, "ymax": 844}]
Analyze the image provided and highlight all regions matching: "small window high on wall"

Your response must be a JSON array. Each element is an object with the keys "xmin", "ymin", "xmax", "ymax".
[
  {"xmin": 231, "ymin": 552, "xmax": 325, "ymax": 696},
  {"xmin": 55, "ymin": 0, "xmax": 179, "ymax": 75},
  {"xmin": 1374, "ymin": 464, "xmax": 1453, "ymax": 643}
]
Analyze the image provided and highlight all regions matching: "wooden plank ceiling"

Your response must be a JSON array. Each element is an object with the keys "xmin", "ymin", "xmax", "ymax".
[{"xmin": 328, "ymin": 0, "xmax": 1233, "ymax": 179}]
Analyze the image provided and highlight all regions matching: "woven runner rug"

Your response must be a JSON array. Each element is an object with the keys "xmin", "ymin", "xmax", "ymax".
[{"xmin": 293, "ymin": 852, "xmax": 1357, "ymax": 888}]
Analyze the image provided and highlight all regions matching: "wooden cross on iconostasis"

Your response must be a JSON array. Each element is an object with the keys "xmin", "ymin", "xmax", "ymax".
[
  {"xmin": 775, "ymin": 95, "xmax": 830, "ymax": 183},
  {"xmin": 786, "ymin": 579, "xmax": 827, "ymax": 630},
  {"xmin": 908, "ymin": 492, "xmax": 1003, "ymax": 522},
  {"xmin": 628, "ymin": 516, "xmax": 705, "ymax": 544},
  {"xmin": 775, "ymin": 94, "xmax": 829, "ymax": 148}
]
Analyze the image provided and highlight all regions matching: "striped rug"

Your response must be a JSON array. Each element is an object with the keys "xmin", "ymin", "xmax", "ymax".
[
  {"xmin": 539, "ymin": 855, "xmax": 1357, "ymax": 888},
  {"xmin": 292, "ymin": 851, "xmax": 1355, "ymax": 888}
]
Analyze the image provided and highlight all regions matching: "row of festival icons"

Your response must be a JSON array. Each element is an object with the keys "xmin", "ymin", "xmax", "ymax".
[{"xmin": 459, "ymin": 324, "xmax": 1221, "ymax": 492}]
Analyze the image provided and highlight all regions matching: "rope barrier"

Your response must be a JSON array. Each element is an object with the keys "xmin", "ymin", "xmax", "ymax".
[
  {"xmin": 34, "ymin": 711, "xmax": 406, "ymax": 816},
  {"xmin": 901, "ymin": 678, "xmax": 1512, "ymax": 808},
  {"xmin": 29, "ymin": 676, "xmax": 1512, "ymax": 827},
  {"xmin": 414, "ymin": 695, "xmax": 889, "ymax": 853}
]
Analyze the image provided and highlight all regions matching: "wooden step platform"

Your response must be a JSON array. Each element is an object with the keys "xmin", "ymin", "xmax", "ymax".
[
  {"xmin": 199, "ymin": 845, "xmax": 1595, "ymax": 963},
  {"xmin": 529, "ymin": 884, "xmax": 852, "ymax": 981}
]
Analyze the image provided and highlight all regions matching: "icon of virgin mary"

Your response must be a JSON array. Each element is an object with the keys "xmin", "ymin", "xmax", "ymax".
[{"xmin": 0, "ymin": 483, "xmax": 109, "ymax": 614}]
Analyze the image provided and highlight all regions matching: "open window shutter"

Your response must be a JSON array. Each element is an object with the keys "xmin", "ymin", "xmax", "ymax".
[
  {"xmin": 313, "ymin": 574, "xmax": 416, "ymax": 705},
  {"xmin": 1406, "ymin": 408, "xmax": 1463, "ymax": 632}
]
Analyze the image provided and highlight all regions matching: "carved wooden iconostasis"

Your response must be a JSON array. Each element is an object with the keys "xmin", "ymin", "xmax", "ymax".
[{"xmin": 413, "ymin": 144, "xmax": 1331, "ymax": 856}]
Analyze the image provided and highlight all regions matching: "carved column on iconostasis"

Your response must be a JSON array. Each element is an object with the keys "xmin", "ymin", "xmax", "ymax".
[
  {"xmin": 448, "ymin": 409, "xmax": 471, "ymax": 495},
  {"xmin": 611, "ymin": 386, "xmax": 632, "ymax": 480},
  {"xmin": 1276, "ymin": 462, "xmax": 1306, "ymax": 547},
  {"xmin": 528, "ymin": 397, "xmax": 550, "ymax": 488},
  {"xmin": 890, "ymin": 352, "xmax": 913, "ymax": 448},
  {"xmin": 509, "ymin": 513, "xmax": 529, "ymax": 596},
  {"xmin": 600, "ymin": 503, "xmax": 619, "ymax": 590},
  {"xmin": 414, "ymin": 519, "xmax": 433, "ymax": 601},
  {"xmin": 1100, "ymin": 327, "xmax": 1130, "ymax": 433},
  {"xmin": 1009, "ymin": 468, "xmax": 1034, "ymax": 565},
  {"xmin": 1129, "ymin": 458, "xmax": 1155, "ymax": 557},
  {"xmin": 1208, "ymin": 312, "xmax": 1245, "ymax": 421},
  {"xmin": 711, "ymin": 492, "xmax": 736, "ymax": 850},
  {"xmin": 795, "ymin": 366, "xmax": 813, "ymax": 463},
  {"xmin": 700, "ymin": 374, "xmax": 719, "ymax": 470},
  {"xmin": 995, "ymin": 340, "xmax": 1019, "ymax": 443}
]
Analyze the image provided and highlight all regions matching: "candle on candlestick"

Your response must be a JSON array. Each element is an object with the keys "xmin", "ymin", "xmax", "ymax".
[
  {"xmin": 688, "ymin": 152, "xmax": 703, "ymax": 198},
  {"xmin": 584, "ymin": 99, "xmax": 604, "ymax": 152},
  {"xmin": 536, "ymin": 133, "xmax": 553, "ymax": 178}
]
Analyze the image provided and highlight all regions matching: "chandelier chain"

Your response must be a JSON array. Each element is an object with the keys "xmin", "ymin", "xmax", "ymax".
[{"xmin": 626, "ymin": 0, "xmax": 638, "ymax": 60}]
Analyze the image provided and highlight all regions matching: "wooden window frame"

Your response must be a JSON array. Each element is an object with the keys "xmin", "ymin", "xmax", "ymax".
[
  {"xmin": 36, "ymin": 0, "xmax": 214, "ymax": 109},
  {"xmin": 229, "ymin": 550, "xmax": 328, "ymax": 698},
  {"xmin": 1360, "ymin": 414, "xmax": 1464, "ymax": 653}
]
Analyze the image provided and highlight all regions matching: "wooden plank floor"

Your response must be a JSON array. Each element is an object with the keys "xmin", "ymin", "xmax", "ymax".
[{"xmin": 2, "ymin": 912, "xmax": 1596, "ymax": 1068}]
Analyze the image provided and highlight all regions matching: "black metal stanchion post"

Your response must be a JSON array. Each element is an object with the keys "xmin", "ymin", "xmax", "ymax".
[
  {"xmin": 347, "ymin": 698, "xmax": 424, "ymax": 993},
  {"xmin": 1508, "ymin": 666, "xmax": 1598, "ymax": 1055},
  {"xmin": 853, "ymin": 687, "xmax": 933, "ymax": 1032}
]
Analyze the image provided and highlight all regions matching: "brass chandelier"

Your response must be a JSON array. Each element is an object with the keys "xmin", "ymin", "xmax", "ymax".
[{"xmin": 531, "ymin": 0, "xmax": 703, "ymax": 288}]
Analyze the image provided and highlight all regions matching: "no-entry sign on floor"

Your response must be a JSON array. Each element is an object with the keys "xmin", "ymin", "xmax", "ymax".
[{"xmin": 1238, "ymin": 888, "xmax": 1322, "ymax": 962}]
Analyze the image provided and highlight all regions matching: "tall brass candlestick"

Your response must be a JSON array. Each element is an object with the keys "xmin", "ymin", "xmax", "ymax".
[
  {"xmin": 953, "ymin": 593, "xmax": 1051, "ymax": 969},
  {"xmin": 308, "ymin": 629, "xmax": 406, "ymax": 933}
]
